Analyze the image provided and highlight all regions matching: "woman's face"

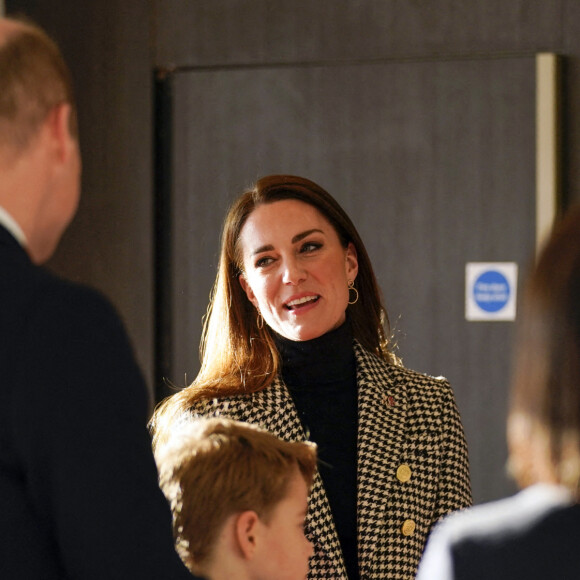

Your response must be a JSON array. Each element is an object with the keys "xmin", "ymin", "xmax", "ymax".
[{"xmin": 238, "ymin": 199, "xmax": 358, "ymax": 342}]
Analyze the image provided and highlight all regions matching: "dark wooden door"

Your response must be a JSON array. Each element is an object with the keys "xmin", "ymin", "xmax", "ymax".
[{"xmin": 156, "ymin": 55, "xmax": 537, "ymax": 503}]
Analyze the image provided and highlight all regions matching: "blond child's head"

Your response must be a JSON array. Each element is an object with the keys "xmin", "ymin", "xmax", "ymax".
[{"xmin": 155, "ymin": 417, "xmax": 317, "ymax": 580}]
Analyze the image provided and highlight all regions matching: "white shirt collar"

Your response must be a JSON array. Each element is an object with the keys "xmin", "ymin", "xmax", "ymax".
[{"xmin": 0, "ymin": 205, "xmax": 27, "ymax": 248}]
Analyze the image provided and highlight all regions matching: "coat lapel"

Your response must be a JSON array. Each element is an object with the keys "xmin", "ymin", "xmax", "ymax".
[
  {"xmin": 241, "ymin": 378, "xmax": 348, "ymax": 578},
  {"xmin": 355, "ymin": 342, "xmax": 408, "ymax": 576}
]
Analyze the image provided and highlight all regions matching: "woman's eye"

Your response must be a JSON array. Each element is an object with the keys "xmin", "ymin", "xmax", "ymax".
[
  {"xmin": 255, "ymin": 256, "xmax": 274, "ymax": 268},
  {"xmin": 301, "ymin": 242, "xmax": 322, "ymax": 253}
]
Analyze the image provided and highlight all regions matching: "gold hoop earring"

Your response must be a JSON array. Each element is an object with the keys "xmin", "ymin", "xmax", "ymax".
[
  {"xmin": 348, "ymin": 280, "xmax": 359, "ymax": 305},
  {"xmin": 257, "ymin": 311, "xmax": 264, "ymax": 329}
]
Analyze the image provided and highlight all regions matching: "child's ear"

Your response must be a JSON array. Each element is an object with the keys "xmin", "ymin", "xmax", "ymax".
[{"xmin": 235, "ymin": 510, "xmax": 260, "ymax": 560}]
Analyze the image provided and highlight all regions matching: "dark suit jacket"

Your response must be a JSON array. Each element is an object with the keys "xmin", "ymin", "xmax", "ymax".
[
  {"xmin": 0, "ymin": 225, "xmax": 196, "ymax": 579},
  {"xmin": 417, "ymin": 484, "xmax": 578, "ymax": 580}
]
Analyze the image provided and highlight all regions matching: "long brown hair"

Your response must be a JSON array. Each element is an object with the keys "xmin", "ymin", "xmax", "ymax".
[
  {"xmin": 508, "ymin": 205, "xmax": 580, "ymax": 497},
  {"xmin": 151, "ymin": 175, "xmax": 398, "ymax": 442}
]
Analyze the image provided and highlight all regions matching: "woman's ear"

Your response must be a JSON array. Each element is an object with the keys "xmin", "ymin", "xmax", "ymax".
[
  {"xmin": 235, "ymin": 510, "xmax": 260, "ymax": 560},
  {"xmin": 345, "ymin": 242, "xmax": 359, "ymax": 281},
  {"xmin": 239, "ymin": 274, "xmax": 259, "ymax": 309}
]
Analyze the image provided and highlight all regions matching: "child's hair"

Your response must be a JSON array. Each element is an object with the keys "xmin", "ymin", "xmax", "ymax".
[{"xmin": 154, "ymin": 417, "xmax": 318, "ymax": 572}]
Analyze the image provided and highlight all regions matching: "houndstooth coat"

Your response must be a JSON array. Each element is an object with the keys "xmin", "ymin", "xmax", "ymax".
[{"xmin": 188, "ymin": 341, "xmax": 472, "ymax": 579}]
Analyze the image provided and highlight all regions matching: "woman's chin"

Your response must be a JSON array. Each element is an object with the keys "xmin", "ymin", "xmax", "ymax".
[{"xmin": 275, "ymin": 326, "xmax": 327, "ymax": 342}]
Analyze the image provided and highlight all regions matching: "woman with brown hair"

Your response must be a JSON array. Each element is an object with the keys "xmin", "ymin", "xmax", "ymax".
[
  {"xmin": 417, "ymin": 205, "xmax": 580, "ymax": 580},
  {"xmin": 152, "ymin": 174, "xmax": 472, "ymax": 579}
]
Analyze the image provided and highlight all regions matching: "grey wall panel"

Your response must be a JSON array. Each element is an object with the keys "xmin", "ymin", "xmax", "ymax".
[
  {"xmin": 154, "ymin": 0, "xmax": 562, "ymax": 67},
  {"xmin": 160, "ymin": 56, "xmax": 535, "ymax": 503}
]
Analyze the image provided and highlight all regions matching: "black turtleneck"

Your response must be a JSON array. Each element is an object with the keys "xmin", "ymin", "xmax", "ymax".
[{"xmin": 274, "ymin": 320, "xmax": 359, "ymax": 580}]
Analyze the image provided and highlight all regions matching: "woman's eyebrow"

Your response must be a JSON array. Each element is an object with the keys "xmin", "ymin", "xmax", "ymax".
[
  {"xmin": 251, "ymin": 229, "xmax": 325, "ymax": 256},
  {"xmin": 292, "ymin": 229, "xmax": 324, "ymax": 244},
  {"xmin": 252, "ymin": 244, "xmax": 274, "ymax": 256}
]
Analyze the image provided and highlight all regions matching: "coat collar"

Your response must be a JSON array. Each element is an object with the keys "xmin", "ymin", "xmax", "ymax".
[
  {"xmin": 0, "ymin": 223, "xmax": 29, "ymax": 261},
  {"xmin": 0, "ymin": 207, "xmax": 26, "ymax": 248}
]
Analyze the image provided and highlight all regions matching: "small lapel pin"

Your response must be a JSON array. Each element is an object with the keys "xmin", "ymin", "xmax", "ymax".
[{"xmin": 383, "ymin": 395, "xmax": 396, "ymax": 407}]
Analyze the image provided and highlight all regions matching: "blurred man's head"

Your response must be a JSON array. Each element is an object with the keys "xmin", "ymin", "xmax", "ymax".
[{"xmin": 0, "ymin": 17, "xmax": 80, "ymax": 263}]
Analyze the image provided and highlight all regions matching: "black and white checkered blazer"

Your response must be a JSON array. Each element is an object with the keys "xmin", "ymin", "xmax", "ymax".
[{"xmin": 188, "ymin": 341, "xmax": 472, "ymax": 579}]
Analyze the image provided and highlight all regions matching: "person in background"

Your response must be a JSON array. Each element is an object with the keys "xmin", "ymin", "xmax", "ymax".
[
  {"xmin": 417, "ymin": 205, "xmax": 580, "ymax": 580},
  {"xmin": 151, "ymin": 174, "xmax": 472, "ymax": 579},
  {"xmin": 0, "ymin": 16, "xmax": 197, "ymax": 579},
  {"xmin": 155, "ymin": 417, "xmax": 317, "ymax": 580}
]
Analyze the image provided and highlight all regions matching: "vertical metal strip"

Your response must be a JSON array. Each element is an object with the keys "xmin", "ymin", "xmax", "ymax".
[
  {"xmin": 153, "ymin": 69, "xmax": 175, "ymax": 404},
  {"xmin": 535, "ymin": 53, "xmax": 560, "ymax": 256}
]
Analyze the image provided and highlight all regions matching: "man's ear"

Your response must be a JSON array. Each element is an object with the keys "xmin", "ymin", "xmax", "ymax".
[
  {"xmin": 235, "ymin": 510, "xmax": 260, "ymax": 560},
  {"xmin": 44, "ymin": 103, "xmax": 75, "ymax": 164},
  {"xmin": 239, "ymin": 274, "xmax": 259, "ymax": 309}
]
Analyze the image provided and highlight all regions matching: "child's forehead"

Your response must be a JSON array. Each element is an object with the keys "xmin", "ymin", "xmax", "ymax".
[{"xmin": 276, "ymin": 469, "xmax": 310, "ymax": 512}]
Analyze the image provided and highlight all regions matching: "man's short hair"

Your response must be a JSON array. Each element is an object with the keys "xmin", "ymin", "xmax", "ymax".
[
  {"xmin": 0, "ymin": 16, "xmax": 77, "ymax": 154},
  {"xmin": 155, "ymin": 417, "xmax": 318, "ymax": 573}
]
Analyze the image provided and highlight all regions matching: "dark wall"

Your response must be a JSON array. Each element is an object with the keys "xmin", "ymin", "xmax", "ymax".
[{"xmin": 5, "ymin": 0, "xmax": 580, "ymax": 398}]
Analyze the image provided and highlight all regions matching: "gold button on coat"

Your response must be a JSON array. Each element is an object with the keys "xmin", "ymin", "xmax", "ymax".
[
  {"xmin": 396, "ymin": 464, "xmax": 412, "ymax": 483},
  {"xmin": 401, "ymin": 519, "xmax": 416, "ymax": 536}
]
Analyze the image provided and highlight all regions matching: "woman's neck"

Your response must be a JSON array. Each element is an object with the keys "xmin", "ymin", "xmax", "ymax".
[{"xmin": 273, "ymin": 318, "xmax": 355, "ymax": 388}]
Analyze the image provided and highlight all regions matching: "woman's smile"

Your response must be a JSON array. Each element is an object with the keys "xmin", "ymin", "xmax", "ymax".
[{"xmin": 284, "ymin": 294, "xmax": 320, "ymax": 310}]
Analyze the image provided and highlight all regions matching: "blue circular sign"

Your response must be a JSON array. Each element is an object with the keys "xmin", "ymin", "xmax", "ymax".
[{"xmin": 473, "ymin": 270, "xmax": 510, "ymax": 313}]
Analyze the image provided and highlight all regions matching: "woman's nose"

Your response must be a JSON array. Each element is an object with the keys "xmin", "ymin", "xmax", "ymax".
[{"xmin": 282, "ymin": 257, "xmax": 306, "ymax": 285}]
